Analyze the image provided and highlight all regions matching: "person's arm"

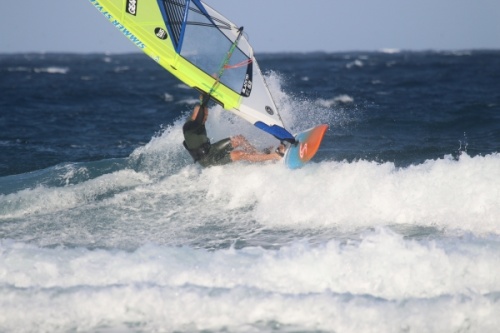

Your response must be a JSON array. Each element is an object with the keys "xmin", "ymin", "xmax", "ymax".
[
  {"xmin": 190, "ymin": 105, "xmax": 201, "ymax": 121},
  {"xmin": 190, "ymin": 101, "xmax": 208, "ymax": 124}
]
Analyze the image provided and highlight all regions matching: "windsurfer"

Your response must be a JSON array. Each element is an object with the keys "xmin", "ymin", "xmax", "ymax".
[{"xmin": 182, "ymin": 98, "xmax": 285, "ymax": 167}]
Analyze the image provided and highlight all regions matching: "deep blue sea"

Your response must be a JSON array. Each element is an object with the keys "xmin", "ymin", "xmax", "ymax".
[{"xmin": 1, "ymin": 50, "xmax": 499, "ymax": 332}]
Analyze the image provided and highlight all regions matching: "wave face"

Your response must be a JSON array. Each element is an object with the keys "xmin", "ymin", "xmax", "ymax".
[{"xmin": 1, "ymin": 51, "xmax": 500, "ymax": 332}]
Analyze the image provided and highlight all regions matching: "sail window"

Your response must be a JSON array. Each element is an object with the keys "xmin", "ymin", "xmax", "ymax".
[{"xmin": 162, "ymin": 0, "xmax": 251, "ymax": 95}]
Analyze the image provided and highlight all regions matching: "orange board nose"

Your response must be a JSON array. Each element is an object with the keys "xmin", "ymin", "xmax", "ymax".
[{"xmin": 284, "ymin": 124, "xmax": 329, "ymax": 169}]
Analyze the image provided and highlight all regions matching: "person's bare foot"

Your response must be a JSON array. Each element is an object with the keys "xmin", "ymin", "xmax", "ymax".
[{"xmin": 275, "ymin": 144, "xmax": 286, "ymax": 157}]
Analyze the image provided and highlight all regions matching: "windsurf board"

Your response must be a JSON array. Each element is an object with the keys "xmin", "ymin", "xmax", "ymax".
[{"xmin": 283, "ymin": 124, "xmax": 328, "ymax": 169}]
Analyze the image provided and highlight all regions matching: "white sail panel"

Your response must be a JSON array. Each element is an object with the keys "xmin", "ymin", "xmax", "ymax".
[{"xmin": 184, "ymin": 0, "xmax": 294, "ymax": 140}]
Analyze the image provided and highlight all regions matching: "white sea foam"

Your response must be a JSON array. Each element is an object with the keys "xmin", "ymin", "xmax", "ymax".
[
  {"xmin": 200, "ymin": 153, "xmax": 500, "ymax": 234},
  {"xmin": 2, "ymin": 138, "xmax": 499, "ymax": 236},
  {"xmin": 5, "ymin": 228, "xmax": 498, "ymax": 299},
  {"xmin": 346, "ymin": 59, "xmax": 364, "ymax": 69},
  {"xmin": 316, "ymin": 94, "xmax": 354, "ymax": 108},
  {"xmin": 163, "ymin": 92, "xmax": 174, "ymax": 102},
  {"xmin": 7, "ymin": 66, "xmax": 69, "ymax": 74},
  {"xmin": 0, "ymin": 169, "xmax": 151, "ymax": 220},
  {"xmin": 113, "ymin": 66, "xmax": 130, "ymax": 73},
  {"xmin": 1, "ymin": 230, "xmax": 499, "ymax": 332},
  {"xmin": 379, "ymin": 48, "xmax": 401, "ymax": 54},
  {"xmin": 0, "ymin": 85, "xmax": 499, "ymax": 333},
  {"xmin": 33, "ymin": 67, "xmax": 69, "ymax": 74}
]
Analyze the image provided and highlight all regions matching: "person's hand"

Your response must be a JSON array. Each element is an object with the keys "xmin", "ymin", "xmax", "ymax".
[{"xmin": 200, "ymin": 93, "xmax": 210, "ymax": 107}]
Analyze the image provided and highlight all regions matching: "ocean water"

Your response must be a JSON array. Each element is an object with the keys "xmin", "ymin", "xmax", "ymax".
[{"xmin": 1, "ymin": 50, "xmax": 499, "ymax": 332}]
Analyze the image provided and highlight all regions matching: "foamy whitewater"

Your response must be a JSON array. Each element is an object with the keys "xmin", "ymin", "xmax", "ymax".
[{"xmin": 1, "ymin": 51, "xmax": 500, "ymax": 332}]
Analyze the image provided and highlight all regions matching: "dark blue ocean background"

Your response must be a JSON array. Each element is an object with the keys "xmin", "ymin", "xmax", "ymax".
[
  {"xmin": 1, "ymin": 51, "xmax": 500, "ymax": 332},
  {"xmin": 2, "ymin": 51, "xmax": 498, "ymax": 176}
]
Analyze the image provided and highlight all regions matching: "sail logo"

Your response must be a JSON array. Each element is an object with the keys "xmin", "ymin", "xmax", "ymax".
[
  {"xmin": 241, "ymin": 74, "xmax": 252, "ymax": 97},
  {"xmin": 299, "ymin": 143, "xmax": 308, "ymax": 159},
  {"xmin": 155, "ymin": 28, "xmax": 168, "ymax": 40},
  {"xmin": 111, "ymin": 20, "xmax": 145, "ymax": 49},
  {"xmin": 265, "ymin": 106, "xmax": 274, "ymax": 115},
  {"xmin": 126, "ymin": 0, "xmax": 138, "ymax": 16}
]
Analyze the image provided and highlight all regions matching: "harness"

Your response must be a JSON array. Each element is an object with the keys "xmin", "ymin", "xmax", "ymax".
[{"xmin": 183, "ymin": 140, "xmax": 211, "ymax": 162}]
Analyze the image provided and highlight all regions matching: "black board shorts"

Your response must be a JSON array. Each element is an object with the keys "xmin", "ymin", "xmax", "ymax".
[{"xmin": 198, "ymin": 138, "xmax": 233, "ymax": 167}]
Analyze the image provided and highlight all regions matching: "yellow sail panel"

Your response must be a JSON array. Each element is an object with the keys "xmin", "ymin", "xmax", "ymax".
[{"xmin": 87, "ymin": 0, "xmax": 241, "ymax": 109}]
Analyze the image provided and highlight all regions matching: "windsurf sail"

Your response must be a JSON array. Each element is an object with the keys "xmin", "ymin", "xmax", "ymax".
[{"xmin": 88, "ymin": 0, "xmax": 295, "ymax": 141}]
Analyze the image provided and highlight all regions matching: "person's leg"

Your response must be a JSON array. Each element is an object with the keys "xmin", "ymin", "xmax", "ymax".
[
  {"xmin": 199, "ymin": 138, "xmax": 233, "ymax": 167},
  {"xmin": 230, "ymin": 135, "xmax": 258, "ymax": 153},
  {"xmin": 230, "ymin": 150, "xmax": 281, "ymax": 163}
]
